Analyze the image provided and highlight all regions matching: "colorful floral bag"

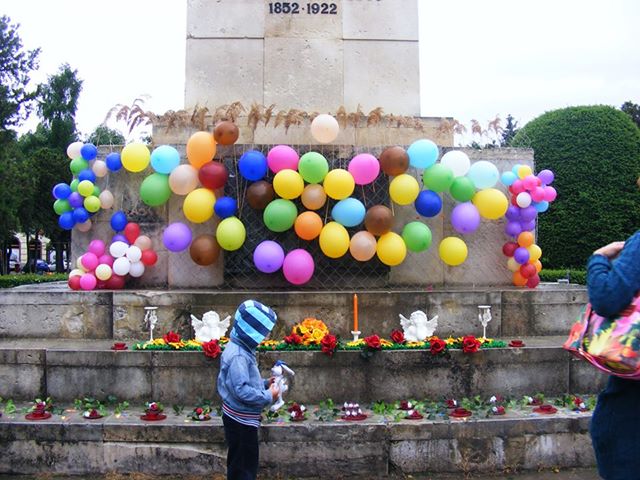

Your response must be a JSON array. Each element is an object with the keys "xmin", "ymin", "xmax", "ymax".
[{"xmin": 563, "ymin": 294, "xmax": 640, "ymax": 379}]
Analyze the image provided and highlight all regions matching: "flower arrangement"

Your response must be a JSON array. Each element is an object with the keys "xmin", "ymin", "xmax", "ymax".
[
  {"xmin": 189, "ymin": 405, "xmax": 212, "ymax": 421},
  {"xmin": 74, "ymin": 397, "xmax": 106, "ymax": 419},
  {"xmin": 133, "ymin": 335, "xmax": 228, "ymax": 351},
  {"xmin": 141, "ymin": 401, "xmax": 166, "ymax": 421},
  {"xmin": 25, "ymin": 397, "xmax": 54, "ymax": 420},
  {"xmin": 292, "ymin": 318, "xmax": 330, "ymax": 346},
  {"xmin": 288, "ymin": 402, "xmax": 307, "ymax": 421}
]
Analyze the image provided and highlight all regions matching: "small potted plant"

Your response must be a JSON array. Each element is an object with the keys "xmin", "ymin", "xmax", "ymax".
[{"xmin": 141, "ymin": 401, "xmax": 166, "ymax": 421}]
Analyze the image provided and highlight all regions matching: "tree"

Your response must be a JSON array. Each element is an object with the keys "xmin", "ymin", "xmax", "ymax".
[
  {"xmin": 500, "ymin": 114, "xmax": 519, "ymax": 147},
  {"xmin": 621, "ymin": 101, "xmax": 640, "ymax": 129},
  {"xmin": 512, "ymin": 106, "xmax": 640, "ymax": 268},
  {"xmin": 87, "ymin": 124, "xmax": 125, "ymax": 145}
]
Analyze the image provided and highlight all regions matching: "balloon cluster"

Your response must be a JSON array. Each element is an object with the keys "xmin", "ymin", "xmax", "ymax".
[
  {"xmin": 68, "ymin": 215, "xmax": 158, "ymax": 291},
  {"xmin": 500, "ymin": 167, "xmax": 557, "ymax": 288}
]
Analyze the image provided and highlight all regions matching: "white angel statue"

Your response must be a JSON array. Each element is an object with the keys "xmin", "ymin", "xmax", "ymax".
[
  {"xmin": 190, "ymin": 311, "xmax": 231, "ymax": 342},
  {"xmin": 399, "ymin": 310, "xmax": 439, "ymax": 342}
]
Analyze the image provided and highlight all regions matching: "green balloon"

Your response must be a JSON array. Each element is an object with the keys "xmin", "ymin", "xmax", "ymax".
[
  {"xmin": 92, "ymin": 185, "xmax": 101, "ymax": 197},
  {"xmin": 298, "ymin": 151, "xmax": 329, "ymax": 184},
  {"xmin": 84, "ymin": 196, "xmax": 101, "ymax": 213},
  {"xmin": 70, "ymin": 157, "xmax": 89, "ymax": 175},
  {"xmin": 53, "ymin": 199, "xmax": 71, "ymax": 215},
  {"xmin": 402, "ymin": 221, "xmax": 432, "ymax": 252},
  {"xmin": 217, "ymin": 217, "xmax": 246, "ymax": 251},
  {"xmin": 263, "ymin": 199, "xmax": 297, "ymax": 232},
  {"xmin": 70, "ymin": 179, "xmax": 79, "ymax": 192},
  {"xmin": 423, "ymin": 164, "xmax": 454, "ymax": 192},
  {"xmin": 140, "ymin": 173, "xmax": 171, "ymax": 206},
  {"xmin": 449, "ymin": 176, "xmax": 476, "ymax": 202}
]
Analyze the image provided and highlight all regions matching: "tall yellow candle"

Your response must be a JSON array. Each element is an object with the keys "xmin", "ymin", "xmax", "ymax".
[{"xmin": 353, "ymin": 293, "xmax": 359, "ymax": 332}]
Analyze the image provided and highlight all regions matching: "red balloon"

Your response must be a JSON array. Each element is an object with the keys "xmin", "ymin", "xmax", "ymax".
[
  {"xmin": 105, "ymin": 274, "xmax": 126, "ymax": 290},
  {"xmin": 198, "ymin": 161, "xmax": 228, "ymax": 190},
  {"xmin": 502, "ymin": 241, "xmax": 518, "ymax": 257},
  {"xmin": 520, "ymin": 263, "xmax": 537, "ymax": 278},
  {"xmin": 68, "ymin": 275, "xmax": 81, "ymax": 290},
  {"xmin": 526, "ymin": 274, "xmax": 540, "ymax": 288},
  {"xmin": 510, "ymin": 195, "xmax": 518, "ymax": 206},
  {"xmin": 95, "ymin": 280, "xmax": 108, "ymax": 289},
  {"xmin": 141, "ymin": 249, "xmax": 158, "ymax": 266},
  {"xmin": 124, "ymin": 223, "xmax": 140, "ymax": 244}
]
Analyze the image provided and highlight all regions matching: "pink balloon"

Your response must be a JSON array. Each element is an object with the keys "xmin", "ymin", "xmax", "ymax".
[
  {"xmin": 98, "ymin": 254, "xmax": 114, "ymax": 267},
  {"xmin": 522, "ymin": 175, "xmax": 538, "ymax": 191},
  {"xmin": 531, "ymin": 186, "xmax": 546, "ymax": 202},
  {"xmin": 511, "ymin": 180, "xmax": 525, "ymax": 195},
  {"xmin": 282, "ymin": 249, "xmax": 315, "ymax": 285},
  {"xmin": 544, "ymin": 186, "xmax": 557, "ymax": 202},
  {"xmin": 348, "ymin": 153, "xmax": 380, "ymax": 185},
  {"xmin": 87, "ymin": 239, "xmax": 106, "ymax": 257},
  {"xmin": 81, "ymin": 252, "xmax": 99, "ymax": 271},
  {"xmin": 79, "ymin": 273, "xmax": 97, "ymax": 291},
  {"xmin": 267, "ymin": 145, "xmax": 299, "ymax": 173}
]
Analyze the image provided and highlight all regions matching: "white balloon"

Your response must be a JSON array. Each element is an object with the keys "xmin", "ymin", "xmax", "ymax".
[
  {"xmin": 516, "ymin": 192, "xmax": 532, "ymax": 208},
  {"xmin": 95, "ymin": 264, "xmax": 113, "ymax": 281},
  {"xmin": 169, "ymin": 164, "xmax": 199, "ymax": 195},
  {"xmin": 129, "ymin": 261, "xmax": 145, "ymax": 278},
  {"xmin": 92, "ymin": 160, "xmax": 108, "ymax": 177},
  {"xmin": 310, "ymin": 114, "xmax": 339, "ymax": 144},
  {"xmin": 76, "ymin": 219, "xmax": 92, "ymax": 232},
  {"xmin": 112, "ymin": 257, "xmax": 131, "ymax": 276},
  {"xmin": 126, "ymin": 245, "xmax": 142, "ymax": 263},
  {"xmin": 69, "ymin": 268, "xmax": 84, "ymax": 278},
  {"xmin": 76, "ymin": 256, "xmax": 86, "ymax": 271},
  {"xmin": 99, "ymin": 190, "xmax": 114, "ymax": 209},
  {"xmin": 109, "ymin": 241, "xmax": 129, "ymax": 258},
  {"xmin": 67, "ymin": 141, "xmax": 83, "ymax": 160},
  {"xmin": 440, "ymin": 151, "xmax": 471, "ymax": 177}
]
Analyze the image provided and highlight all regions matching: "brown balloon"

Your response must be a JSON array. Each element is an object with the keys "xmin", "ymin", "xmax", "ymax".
[
  {"xmin": 189, "ymin": 234, "xmax": 221, "ymax": 266},
  {"xmin": 379, "ymin": 146, "xmax": 409, "ymax": 176},
  {"xmin": 246, "ymin": 181, "xmax": 275, "ymax": 210},
  {"xmin": 364, "ymin": 205, "xmax": 394, "ymax": 236},
  {"xmin": 213, "ymin": 121, "xmax": 239, "ymax": 146}
]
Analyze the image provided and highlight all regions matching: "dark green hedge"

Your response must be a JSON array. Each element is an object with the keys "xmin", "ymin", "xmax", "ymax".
[
  {"xmin": 0, "ymin": 274, "xmax": 67, "ymax": 288},
  {"xmin": 539, "ymin": 269, "xmax": 586, "ymax": 285},
  {"xmin": 512, "ymin": 106, "xmax": 640, "ymax": 268}
]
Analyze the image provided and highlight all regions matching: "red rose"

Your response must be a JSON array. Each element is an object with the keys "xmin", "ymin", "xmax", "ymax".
[
  {"xmin": 149, "ymin": 403, "xmax": 158, "ymax": 411},
  {"xmin": 390, "ymin": 329, "xmax": 405, "ymax": 344},
  {"xmin": 429, "ymin": 338, "xmax": 446, "ymax": 355},
  {"xmin": 446, "ymin": 399, "xmax": 457, "ymax": 408},
  {"xmin": 163, "ymin": 331, "xmax": 181, "ymax": 344},
  {"xmin": 364, "ymin": 334, "xmax": 382, "ymax": 350},
  {"xmin": 202, "ymin": 339, "xmax": 221, "ymax": 359},
  {"xmin": 284, "ymin": 333, "xmax": 303, "ymax": 345},
  {"xmin": 573, "ymin": 397, "xmax": 583, "ymax": 407},
  {"xmin": 196, "ymin": 407, "xmax": 203, "ymax": 415},
  {"xmin": 321, "ymin": 334, "xmax": 337, "ymax": 356},
  {"xmin": 462, "ymin": 335, "xmax": 480, "ymax": 353}
]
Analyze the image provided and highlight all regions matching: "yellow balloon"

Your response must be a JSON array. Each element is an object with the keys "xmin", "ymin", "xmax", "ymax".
[
  {"xmin": 319, "ymin": 222, "xmax": 350, "ymax": 258},
  {"xmin": 376, "ymin": 232, "xmax": 407, "ymax": 266},
  {"xmin": 323, "ymin": 169, "xmax": 355, "ymax": 200},
  {"xmin": 517, "ymin": 165, "xmax": 532, "ymax": 179},
  {"xmin": 273, "ymin": 169, "xmax": 304, "ymax": 200},
  {"xmin": 527, "ymin": 243, "xmax": 542, "ymax": 262},
  {"xmin": 183, "ymin": 188, "xmax": 216, "ymax": 223},
  {"xmin": 507, "ymin": 256, "xmax": 520, "ymax": 272},
  {"xmin": 121, "ymin": 143, "xmax": 151, "ymax": 173},
  {"xmin": 389, "ymin": 174, "xmax": 420, "ymax": 205},
  {"xmin": 472, "ymin": 188, "xmax": 508, "ymax": 220},
  {"xmin": 95, "ymin": 264, "xmax": 113, "ymax": 281},
  {"xmin": 439, "ymin": 237, "xmax": 468, "ymax": 266},
  {"xmin": 77, "ymin": 180, "xmax": 94, "ymax": 197}
]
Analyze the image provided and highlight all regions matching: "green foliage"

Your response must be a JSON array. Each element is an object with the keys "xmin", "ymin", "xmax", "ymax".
[
  {"xmin": 172, "ymin": 404, "xmax": 185, "ymax": 416},
  {"xmin": 114, "ymin": 401, "xmax": 129, "ymax": 415},
  {"xmin": 313, "ymin": 398, "xmax": 340, "ymax": 421},
  {"xmin": 621, "ymin": 101, "xmax": 640, "ymax": 129},
  {"xmin": 512, "ymin": 106, "xmax": 640, "ymax": 268},
  {"xmin": 87, "ymin": 125, "xmax": 125, "ymax": 146},
  {"xmin": 0, "ymin": 273, "xmax": 67, "ymax": 288},
  {"xmin": 539, "ymin": 269, "xmax": 587, "ymax": 285}
]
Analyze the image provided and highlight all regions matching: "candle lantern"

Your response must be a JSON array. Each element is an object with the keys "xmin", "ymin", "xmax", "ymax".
[{"xmin": 351, "ymin": 293, "xmax": 361, "ymax": 342}]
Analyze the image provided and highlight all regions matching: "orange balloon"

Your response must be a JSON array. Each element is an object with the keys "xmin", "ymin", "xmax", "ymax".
[
  {"xmin": 294, "ymin": 211, "xmax": 323, "ymax": 240},
  {"xmin": 513, "ymin": 271, "xmax": 528, "ymax": 287},
  {"xmin": 517, "ymin": 231, "xmax": 534, "ymax": 248},
  {"xmin": 533, "ymin": 259, "xmax": 543, "ymax": 272},
  {"xmin": 301, "ymin": 184, "xmax": 327, "ymax": 210},
  {"xmin": 187, "ymin": 131, "xmax": 216, "ymax": 169}
]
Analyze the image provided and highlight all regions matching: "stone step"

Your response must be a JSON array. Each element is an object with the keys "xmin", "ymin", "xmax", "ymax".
[
  {"xmin": 0, "ymin": 285, "xmax": 587, "ymax": 340},
  {"xmin": 0, "ymin": 337, "xmax": 608, "ymax": 404},
  {"xmin": 0, "ymin": 402, "xmax": 596, "ymax": 477}
]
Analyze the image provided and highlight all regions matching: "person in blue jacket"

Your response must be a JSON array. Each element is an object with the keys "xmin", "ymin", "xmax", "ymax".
[
  {"xmin": 587, "ymin": 230, "xmax": 640, "ymax": 480},
  {"xmin": 217, "ymin": 300, "xmax": 280, "ymax": 480}
]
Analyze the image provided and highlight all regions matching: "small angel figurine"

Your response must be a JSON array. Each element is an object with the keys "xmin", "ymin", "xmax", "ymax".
[
  {"xmin": 399, "ymin": 310, "xmax": 439, "ymax": 342},
  {"xmin": 270, "ymin": 360, "xmax": 295, "ymax": 412},
  {"xmin": 190, "ymin": 311, "xmax": 231, "ymax": 342}
]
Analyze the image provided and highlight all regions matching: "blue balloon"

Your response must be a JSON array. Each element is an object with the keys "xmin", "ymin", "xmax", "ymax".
[
  {"xmin": 52, "ymin": 183, "xmax": 72, "ymax": 200},
  {"xmin": 407, "ymin": 139, "xmax": 439, "ymax": 169},
  {"xmin": 81, "ymin": 143, "xmax": 98, "ymax": 161},
  {"xmin": 59, "ymin": 212, "xmax": 75, "ymax": 230},
  {"xmin": 331, "ymin": 198, "xmax": 366, "ymax": 227},
  {"xmin": 511, "ymin": 164, "xmax": 521, "ymax": 175},
  {"xmin": 151, "ymin": 145, "xmax": 180, "ymax": 174},
  {"xmin": 72, "ymin": 207, "xmax": 90, "ymax": 223},
  {"xmin": 105, "ymin": 152, "xmax": 122, "ymax": 171},
  {"xmin": 414, "ymin": 190, "xmax": 442, "ymax": 217},
  {"xmin": 110, "ymin": 210, "xmax": 128, "ymax": 232},
  {"xmin": 533, "ymin": 200, "xmax": 549, "ymax": 213},
  {"xmin": 78, "ymin": 169, "xmax": 97, "ymax": 183},
  {"xmin": 214, "ymin": 196, "xmax": 238, "ymax": 219},
  {"xmin": 238, "ymin": 150, "xmax": 268, "ymax": 181},
  {"xmin": 501, "ymin": 171, "xmax": 517, "ymax": 186}
]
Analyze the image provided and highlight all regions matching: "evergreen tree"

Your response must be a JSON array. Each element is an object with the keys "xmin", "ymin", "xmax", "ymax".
[
  {"xmin": 500, "ymin": 114, "xmax": 519, "ymax": 147},
  {"xmin": 621, "ymin": 101, "xmax": 640, "ymax": 129}
]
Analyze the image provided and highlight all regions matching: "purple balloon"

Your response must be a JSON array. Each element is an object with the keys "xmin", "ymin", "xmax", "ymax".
[
  {"xmin": 68, "ymin": 192, "xmax": 84, "ymax": 208},
  {"xmin": 521, "ymin": 219, "xmax": 536, "ymax": 231},
  {"xmin": 450, "ymin": 202, "xmax": 481, "ymax": 235},
  {"xmin": 163, "ymin": 222, "xmax": 193, "ymax": 252},
  {"xmin": 520, "ymin": 205, "xmax": 538, "ymax": 222},
  {"xmin": 505, "ymin": 221, "xmax": 522, "ymax": 237},
  {"xmin": 505, "ymin": 205, "xmax": 521, "ymax": 221},
  {"xmin": 253, "ymin": 240, "xmax": 285, "ymax": 273},
  {"xmin": 514, "ymin": 247, "xmax": 530, "ymax": 264},
  {"xmin": 282, "ymin": 249, "xmax": 315, "ymax": 285},
  {"xmin": 538, "ymin": 169, "xmax": 554, "ymax": 185},
  {"xmin": 112, "ymin": 234, "xmax": 129, "ymax": 245}
]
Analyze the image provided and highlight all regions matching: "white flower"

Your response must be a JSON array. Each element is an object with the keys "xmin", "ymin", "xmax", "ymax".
[{"xmin": 489, "ymin": 396, "xmax": 497, "ymax": 403}]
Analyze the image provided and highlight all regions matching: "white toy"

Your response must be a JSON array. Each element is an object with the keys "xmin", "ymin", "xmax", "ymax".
[
  {"xmin": 270, "ymin": 360, "xmax": 295, "ymax": 412},
  {"xmin": 399, "ymin": 310, "xmax": 439, "ymax": 342},
  {"xmin": 190, "ymin": 311, "xmax": 231, "ymax": 342}
]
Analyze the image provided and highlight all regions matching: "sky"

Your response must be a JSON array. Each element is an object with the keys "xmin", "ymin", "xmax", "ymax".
[{"xmin": 3, "ymin": 0, "xmax": 639, "ymax": 139}]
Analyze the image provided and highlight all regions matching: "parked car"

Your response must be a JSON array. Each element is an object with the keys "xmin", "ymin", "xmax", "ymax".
[{"xmin": 21, "ymin": 259, "xmax": 50, "ymax": 274}]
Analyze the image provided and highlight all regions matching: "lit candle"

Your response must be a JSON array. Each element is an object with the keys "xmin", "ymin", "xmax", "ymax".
[{"xmin": 353, "ymin": 293, "xmax": 358, "ymax": 332}]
